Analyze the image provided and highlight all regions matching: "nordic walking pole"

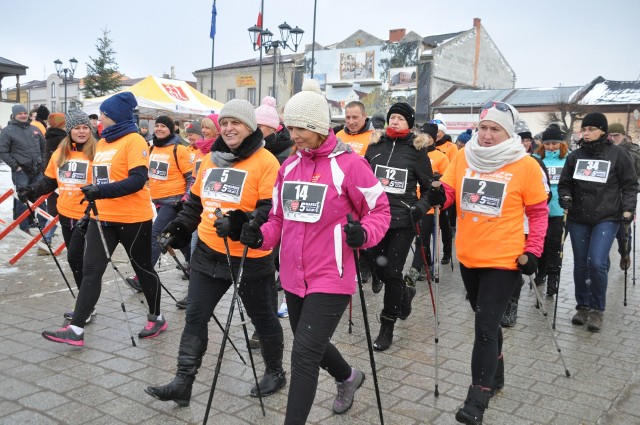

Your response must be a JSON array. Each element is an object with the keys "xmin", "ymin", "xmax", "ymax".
[
  {"xmin": 85, "ymin": 201, "xmax": 137, "ymax": 347},
  {"xmin": 203, "ymin": 210, "xmax": 265, "ymax": 424},
  {"xmin": 527, "ymin": 274, "xmax": 571, "ymax": 377},
  {"xmin": 161, "ymin": 243, "xmax": 246, "ymax": 365},
  {"xmin": 433, "ymin": 206, "xmax": 441, "ymax": 397},
  {"xmin": 553, "ymin": 211, "xmax": 569, "ymax": 329},
  {"xmin": 347, "ymin": 214, "xmax": 384, "ymax": 425},
  {"xmin": 24, "ymin": 201, "xmax": 75, "ymax": 298},
  {"xmin": 623, "ymin": 222, "xmax": 630, "ymax": 307},
  {"xmin": 404, "ymin": 202, "xmax": 436, "ymax": 315},
  {"xmin": 348, "ymin": 297, "xmax": 354, "ymax": 333},
  {"xmin": 633, "ymin": 217, "xmax": 636, "ymax": 286}
]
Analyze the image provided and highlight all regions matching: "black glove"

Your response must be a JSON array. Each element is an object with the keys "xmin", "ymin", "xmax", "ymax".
[
  {"xmin": 517, "ymin": 252, "xmax": 538, "ymax": 276},
  {"xmin": 343, "ymin": 220, "xmax": 367, "ymax": 248},
  {"xmin": 16, "ymin": 186, "xmax": 35, "ymax": 203},
  {"xmin": 173, "ymin": 201, "xmax": 184, "ymax": 213},
  {"xmin": 433, "ymin": 173, "xmax": 442, "ymax": 181},
  {"xmin": 426, "ymin": 184, "xmax": 446, "ymax": 208},
  {"xmin": 559, "ymin": 196, "xmax": 572, "ymax": 210},
  {"xmin": 622, "ymin": 212, "xmax": 634, "ymax": 224},
  {"xmin": 410, "ymin": 205, "xmax": 424, "ymax": 223},
  {"xmin": 213, "ymin": 209, "xmax": 249, "ymax": 241},
  {"xmin": 159, "ymin": 220, "xmax": 192, "ymax": 249},
  {"xmin": 81, "ymin": 184, "xmax": 102, "ymax": 202},
  {"xmin": 75, "ymin": 215, "xmax": 90, "ymax": 236},
  {"xmin": 240, "ymin": 222, "xmax": 264, "ymax": 249}
]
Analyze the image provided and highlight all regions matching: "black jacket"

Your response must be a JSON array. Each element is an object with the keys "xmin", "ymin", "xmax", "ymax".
[
  {"xmin": 558, "ymin": 137, "xmax": 638, "ymax": 224},
  {"xmin": 0, "ymin": 119, "xmax": 45, "ymax": 173},
  {"xmin": 44, "ymin": 127, "xmax": 67, "ymax": 166},
  {"xmin": 365, "ymin": 130, "xmax": 433, "ymax": 228}
]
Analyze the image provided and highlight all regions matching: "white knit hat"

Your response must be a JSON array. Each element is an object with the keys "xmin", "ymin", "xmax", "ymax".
[
  {"xmin": 218, "ymin": 99, "xmax": 257, "ymax": 132},
  {"xmin": 479, "ymin": 102, "xmax": 519, "ymax": 136},
  {"xmin": 283, "ymin": 80, "xmax": 330, "ymax": 136}
]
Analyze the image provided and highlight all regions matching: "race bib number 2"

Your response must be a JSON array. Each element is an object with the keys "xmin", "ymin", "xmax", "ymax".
[
  {"xmin": 460, "ymin": 176, "xmax": 507, "ymax": 217},
  {"xmin": 374, "ymin": 165, "xmax": 408, "ymax": 194},
  {"xmin": 201, "ymin": 168, "xmax": 247, "ymax": 203},
  {"xmin": 281, "ymin": 182, "xmax": 328, "ymax": 223}
]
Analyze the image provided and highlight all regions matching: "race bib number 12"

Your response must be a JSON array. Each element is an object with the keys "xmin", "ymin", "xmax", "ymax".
[{"xmin": 375, "ymin": 165, "xmax": 408, "ymax": 194}]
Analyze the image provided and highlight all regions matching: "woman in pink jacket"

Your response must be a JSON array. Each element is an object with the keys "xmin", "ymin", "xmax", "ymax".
[{"xmin": 240, "ymin": 80, "xmax": 390, "ymax": 424}]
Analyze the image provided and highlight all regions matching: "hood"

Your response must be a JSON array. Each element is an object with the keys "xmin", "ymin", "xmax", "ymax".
[{"xmin": 369, "ymin": 129, "xmax": 429, "ymax": 151}]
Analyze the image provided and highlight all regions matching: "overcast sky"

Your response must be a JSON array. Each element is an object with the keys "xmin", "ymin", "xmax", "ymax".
[{"xmin": 2, "ymin": 0, "xmax": 639, "ymax": 92}]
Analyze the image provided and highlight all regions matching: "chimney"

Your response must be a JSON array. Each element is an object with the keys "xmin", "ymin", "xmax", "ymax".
[
  {"xmin": 389, "ymin": 28, "xmax": 406, "ymax": 42},
  {"xmin": 472, "ymin": 18, "xmax": 481, "ymax": 87}
]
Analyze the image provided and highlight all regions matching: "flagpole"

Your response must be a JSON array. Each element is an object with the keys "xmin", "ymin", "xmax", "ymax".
[
  {"xmin": 258, "ymin": 0, "xmax": 264, "ymax": 99},
  {"xmin": 311, "ymin": 0, "xmax": 317, "ymax": 78},
  {"xmin": 210, "ymin": 0, "xmax": 217, "ymax": 101}
]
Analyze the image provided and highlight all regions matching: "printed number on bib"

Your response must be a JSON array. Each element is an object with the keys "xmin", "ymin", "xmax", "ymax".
[
  {"xmin": 460, "ymin": 176, "xmax": 507, "ymax": 217},
  {"xmin": 58, "ymin": 160, "xmax": 89, "ymax": 184},
  {"xmin": 374, "ymin": 165, "xmax": 408, "ymax": 194},
  {"xmin": 281, "ymin": 182, "xmax": 328, "ymax": 223},
  {"xmin": 573, "ymin": 159, "xmax": 610, "ymax": 183},
  {"xmin": 149, "ymin": 160, "xmax": 169, "ymax": 180},
  {"xmin": 93, "ymin": 165, "xmax": 111, "ymax": 185},
  {"xmin": 201, "ymin": 168, "xmax": 247, "ymax": 203},
  {"xmin": 547, "ymin": 166, "xmax": 563, "ymax": 185}
]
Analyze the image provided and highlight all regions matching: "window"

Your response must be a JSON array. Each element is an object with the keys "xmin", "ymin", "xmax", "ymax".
[
  {"xmin": 209, "ymin": 89, "xmax": 216, "ymax": 99},
  {"xmin": 50, "ymin": 101, "xmax": 56, "ymax": 112},
  {"xmin": 51, "ymin": 82, "xmax": 56, "ymax": 98},
  {"xmin": 247, "ymin": 88, "xmax": 257, "ymax": 106},
  {"xmin": 227, "ymin": 89, "xmax": 236, "ymax": 101}
]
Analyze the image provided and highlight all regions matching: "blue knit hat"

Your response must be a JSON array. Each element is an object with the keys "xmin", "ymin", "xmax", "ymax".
[
  {"xmin": 100, "ymin": 92, "xmax": 137, "ymax": 123},
  {"xmin": 457, "ymin": 128, "xmax": 473, "ymax": 144}
]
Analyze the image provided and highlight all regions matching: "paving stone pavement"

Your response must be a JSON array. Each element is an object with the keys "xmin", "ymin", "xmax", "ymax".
[{"xmin": 1, "ymin": 219, "xmax": 639, "ymax": 424}]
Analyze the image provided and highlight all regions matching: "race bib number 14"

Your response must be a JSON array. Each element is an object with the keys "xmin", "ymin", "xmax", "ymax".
[{"xmin": 281, "ymin": 182, "xmax": 328, "ymax": 223}]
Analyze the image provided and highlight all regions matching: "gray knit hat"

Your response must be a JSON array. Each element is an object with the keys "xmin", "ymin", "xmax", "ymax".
[
  {"xmin": 12, "ymin": 104, "xmax": 27, "ymax": 116},
  {"xmin": 284, "ymin": 79, "xmax": 330, "ymax": 136},
  {"xmin": 218, "ymin": 99, "xmax": 257, "ymax": 132},
  {"xmin": 65, "ymin": 109, "xmax": 92, "ymax": 133}
]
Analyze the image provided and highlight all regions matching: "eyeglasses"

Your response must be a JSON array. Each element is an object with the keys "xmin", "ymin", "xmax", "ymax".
[
  {"xmin": 481, "ymin": 101, "xmax": 514, "ymax": 121},
  {"xmin": 542, "ymin": 141, "xmax": 562, "ymax": 145}
]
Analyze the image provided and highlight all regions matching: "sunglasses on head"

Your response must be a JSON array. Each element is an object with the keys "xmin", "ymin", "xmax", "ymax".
[{"xmin": 481, "ymin": 101, "xmax": 514, "ymax": 121}]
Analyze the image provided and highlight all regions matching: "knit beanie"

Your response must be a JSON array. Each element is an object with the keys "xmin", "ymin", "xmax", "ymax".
[
  {"xmin": 155, "ymin": 115, "xmax": 175, "ymax": 134},
  {"xmin": 284, "ymin": 79, "xmax": 330, "ymax": 136},
  {"xmin": 479, "ymin": 102, "xmax": 518, "ymax": 135},
  {"xmin": 608, "ymin": 122, "xmax": 625, "ymax": 135},
  {"xmin": 139, "ymin": 120, "xmax": 149, "ymax": 129},
  {"xmin": 255, "ymin": 96, "xmax": 280, "ymax": 130},
  {"xmin": 88, "ymin": 114, "xmax": 98, "ymax": 120},
  {"xmin": 514, "ymin": 119, "xmax": 532, "ymax": 139},
  {"xmin": 36, "ymin": 105, "xmax": 50, "ymax": 121},
  {"xmin": 65, "ymin": 109, "xmax": 91, "ymax": 133},
  {"xmin": 581, "ymin": 112, "xmax": 608, "ymax": 133},
  {"xmin": 207, "ymin": 113, "xmax": 221, "ymax": 132},
  {"xmin": 371, "ymin": 114, "xmax": 386, "ymax": 130},
  {"xmin": 12, "ymin": 104, "xmax": 27, "ymax": 116},
  {"xmin": 185, "ymin": 121, "xmax": 202, "ymax": 136},
  {"xmin": 218, "ymin": 99, "xmax": 258, "ymax": 132},
  {"xmin": 542, "ymin": 126, "xmax": 565, "ymax": 142},
  {"xmin": 430, "ymin": 113, "xmax": 447, "ymax": 133},
  {"xmin": 387, "ymin": 102, "xmax": 415, "ymax": 129},
  {"xmin": 457, "ymin": 128, "xmax": 473, "ymax": 144},
  {"xmin": 100, "ymin": 92, "xmax": 137, "ymax": 123},
  {"xmin": 421, "ymin": 123, "xmax": 438, "ymax": 141},
  {"xmin": 47, "ymin": 113, "xmax": 66, "ymax": 130}
]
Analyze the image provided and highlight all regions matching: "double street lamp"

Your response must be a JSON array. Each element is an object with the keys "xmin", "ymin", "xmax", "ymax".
[
  {"xmin": 54, "ymin": 57, "xmax": 78, "ymax": 113},
  {"xmin": 248, "ymin": 22, "xmax": 303, "ymax": 102}
]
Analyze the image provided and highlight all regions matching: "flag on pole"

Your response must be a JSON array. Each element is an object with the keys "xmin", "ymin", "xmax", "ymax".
[
  {"xmin": 210, "ymin": 1, "xmax": 217, "ymax": 39},
  {"xmin": 256, "ymin": 0, "xmax": 263, "ymax": 46}
]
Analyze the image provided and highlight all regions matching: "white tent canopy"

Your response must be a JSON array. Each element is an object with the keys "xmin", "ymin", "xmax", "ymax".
[{"xmin": 83, "ymin": 75, "xmax": 223, "ymax": 118}]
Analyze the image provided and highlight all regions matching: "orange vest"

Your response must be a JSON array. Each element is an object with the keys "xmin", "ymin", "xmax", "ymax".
[
  {"xmin": 336, "ymin": 128, "xmax": 374, "ymax": 157},
  {"xmin": 148, "ymin": 144, "xmax": 194, "ymax": 200}
]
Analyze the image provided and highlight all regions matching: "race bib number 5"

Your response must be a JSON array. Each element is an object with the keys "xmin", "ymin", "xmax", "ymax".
[
  {"xmin": 202, "ymin": 168, "xmax": 247, "ymax": 203},
  {"xmin": 573, "ymin": 159, "xmax": 610, "ymax": 183},
  {"xmin": 281, "ymin": 182, "xmax": 328, "ymax": 223},
  {"xmin": 374, "ymin": 165, "xmax": 408, "ymax": 194},
  {"xmin": 460, "ymin": 177, "xmax": 507, "ymax": 217}
]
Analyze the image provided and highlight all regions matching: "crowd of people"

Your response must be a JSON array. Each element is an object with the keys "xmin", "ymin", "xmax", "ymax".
[{"xmin": 1, "ymin": 80, "xmax": 638, "ymax": 424}]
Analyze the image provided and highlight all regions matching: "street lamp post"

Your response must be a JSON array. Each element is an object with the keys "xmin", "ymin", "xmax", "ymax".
[
  {"xmin": 54, "ymin": 57, "xmax": 78, "ymax": 113},
  {"xmin": 248, "ymin": 22, "xmax": 303, "ymax": 104}
]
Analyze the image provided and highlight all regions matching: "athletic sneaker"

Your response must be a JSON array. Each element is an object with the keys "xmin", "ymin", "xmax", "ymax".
[
  {"xmin": 277, "ymin": 300, "xmax": 288, "ymax": 318},
  {"xmin": 333, "ymin": 368, "xmax": 365, "ymax": 414},
  {"xmin": 138, "ymin": 314, "xmax": 168, "ymax": 339},
  {"xmin": 125, "ymin": 276, "xmax": 143, "ymax": 293},
  {"xmin": 42, "ymin": 325, "xmax": 84, "ymax": 346},
  {"xmin": 63, "ymin": 308, "xmax": 97, "ymax": 324}
]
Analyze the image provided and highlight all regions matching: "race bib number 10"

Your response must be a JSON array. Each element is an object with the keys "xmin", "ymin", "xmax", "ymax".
[
  {"xmin": 374, "ymin": 165, "xmax": 408, "ymax": 194},
  {"xmin": 573, "ymin": 159, "xmax": 610, "ymax": 183},
  {"xmin": 460, "ymin": 176, "xmax": 507, "ymax": 217},
  {"xmin": 281, "ymin": 182, "xmax": 328, "ymax": 223},
  {"xmin": 58, "ymin": 160, "xmax": 89, "ymax": 184},
  {"xmin": 202, "ymin": 168, "xmax": 247, "ymax": 203}
]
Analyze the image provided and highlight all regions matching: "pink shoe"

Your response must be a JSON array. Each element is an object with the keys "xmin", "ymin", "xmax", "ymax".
[
  {"xmin": 42, "ymin": 325, "xmax": 84, "ymax": 346},
  {"xmin": 138, "ymin": 314, "xmax": 168, "ymax": 339}
]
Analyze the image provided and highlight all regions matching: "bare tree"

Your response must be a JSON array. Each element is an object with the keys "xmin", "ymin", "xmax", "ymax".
[{"xmin": 544, "ymin": 95, "xmax": 594, "ymax": 138}]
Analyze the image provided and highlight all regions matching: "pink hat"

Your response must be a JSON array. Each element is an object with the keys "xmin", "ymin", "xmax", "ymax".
[
  {"xmin": 207, "ymin": 113, "xmax": 221, "ymax": 132},
  {"xmin": 254, "ymin": 96, "xmax": 280, "ymax": 130}
]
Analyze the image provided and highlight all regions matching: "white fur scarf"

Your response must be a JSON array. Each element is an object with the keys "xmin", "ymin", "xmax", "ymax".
[{"xmin": 464, "ymin": 133, "xmax": 527, "ymax": 173}]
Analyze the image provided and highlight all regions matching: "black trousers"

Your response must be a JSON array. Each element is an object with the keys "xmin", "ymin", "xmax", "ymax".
[
  {"xmin": 284, "ymin": 291, "xmax": 351, "ymax": 425},
  {"xmin": 59, "ymin": 215, "xmax": 86, "ymax": 288},
  {"xmin": 538, "ymin": 216, "xmax": 566, "ymax": 276},
  {"xmin": 71, "ymin": 220, "xmax": 161, "ymax": 328},
  {"xmin": 411, "ymin": 214, "xmax": 436, "ymax": 270},
  {"xmin": 460, "ymin": 264, "xmax": 521, "ymax": 388},
  {"xmin": 370, "ymin": 227, "xmax": 415, "ymax": 319}
]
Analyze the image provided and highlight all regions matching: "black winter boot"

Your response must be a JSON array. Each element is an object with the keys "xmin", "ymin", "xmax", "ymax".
[
  {"xmin": 490, "ymin": 354, "xmax": 504, "ymax": 397},
  {"xmin": 373, "ymin": 315, "xmax": 396, "ymax": 351},
  {"xmin": 145, "ymin": 333, "xmax": 208, "ymax": 406},
  {"xmin": 534, "ymin": 273, "xmax": 546, "ymax": 287},
  {"xmin": 455, "ymin": 385, "xmax": 491, "ymax": 425},
  {"xmin": 399, "ymin": 279, "xmax": 417, "ymax": 321},
  {"xmin": 250, "ymin": 333, "xmax": 287, "ymax": 397},
  {"xmin": 546, "ymin": 274, "xmax": 559, "ymax": 296},
  {"xmin": 500, "ymin": 297, "xmax": 518, "ymax": 328}
]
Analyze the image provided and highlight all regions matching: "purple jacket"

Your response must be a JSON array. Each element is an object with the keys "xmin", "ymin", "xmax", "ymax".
[{"xmin": 260, "ymin": 132, "xmax": 390, "ymax": 297}]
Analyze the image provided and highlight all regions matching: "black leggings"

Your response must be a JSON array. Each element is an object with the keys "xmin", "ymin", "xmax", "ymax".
[
  {"xmin": 411, "ymin": 214, "xmax": 435, "ymax": 270},
  {"xmin": 284, "ymin": 291, "xmax": 351, "ymax": 425},
  {"xmin": 71, "ymin": 220, "xmax": 161, "ymax": 328},
  {"xmin": 59, "ymin": 215, "xmax": 86, "ymax": 288},
  {"xmin": 460, "ymin": 264, "xmax": 521, "ymax": 388},
  {"xmin": 538, "ymin": 216, "xmax": 565, "ymax": 276},
  {"xmin": 370, "ymin": 227, "xmax": 415, "ymax": 319}
]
